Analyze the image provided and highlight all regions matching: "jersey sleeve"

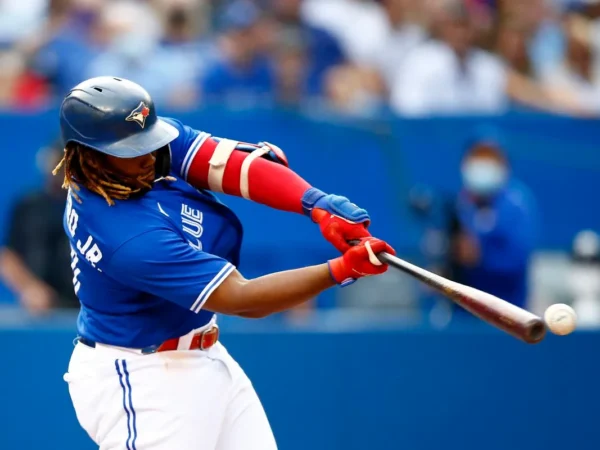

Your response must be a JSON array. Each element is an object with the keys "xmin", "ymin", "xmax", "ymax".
[
  {"xmin": 160, "ymin": 116, "xmax": 212, "ymax": 179},
  {"xmin": 106, "ymin": 228, "xmax": 235, "ymax": 313},
  {"xmin": 160, "ymin": 116, "xmax": 311, "ymax": 215}
]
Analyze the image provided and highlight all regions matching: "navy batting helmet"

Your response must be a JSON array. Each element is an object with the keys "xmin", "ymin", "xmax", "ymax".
[{"xmin": 60, "ymin": 77, "xmax": 179, "ymax": 158}]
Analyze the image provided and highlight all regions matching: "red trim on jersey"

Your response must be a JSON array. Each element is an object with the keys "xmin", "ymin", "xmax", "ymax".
[
  {"xmin": 184, "ymin": 137, "xmax": 215, "ymax": 189},
  {"xmin": 185, "ymin": 137, "xmax": 310, "ymax": 214}
]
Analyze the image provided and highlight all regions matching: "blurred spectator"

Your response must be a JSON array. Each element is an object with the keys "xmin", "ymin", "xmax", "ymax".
[
  {"xmin": 28, "ymin": 0, "xmax": 104, "ymax": 100},
  {"xmin": 0, "ymin": 141, "xmax": 77, "ymax": 314},
  {"xmin": 390, "ymin": 0, "xmax": 580, "ymax": 116},
  {"xmin": 463, "ymin": 0, "xmax": 496, "ymax": 46},
  {"xmin": 498, "ymin": 0, "xmax": 565, "ymax": 79},
  {"xmin": 0, "ymin": 0, "xmax": 597, "ymax": 117},
  {"xmin": 390, "ymin": 0, "xmax": 508, "ymax": 116},
  {"xmin": 375, "ymin": 0, "xmax": 428, "ymax": 84},
  {"xmin": 494, "ymin": 18, "xmax": 534, "ymax": 77},
  {"xmin": 285, "ymin": 0, "xmax": 389, "ymax": 112},
  {"xmin": 302, "ymin": 0, "xmax": 391, "ymax": 67},
  {"xmin": 323, "ymin": 64, "xmax": 386, "ymax": 116},
  {"xmin": 576, "ymin": 0, "xmax": 600, "ymax": 75},
  {"xmin": 272, "ymin": 0, "xmax": 346, "ymax": 96},
  {"xmin": 272, "ymin": 27, "xmax": 308, "ymax": 106},
  {"xmin": 151, "ymin": 0, "xmax": 216, "ymax": 108},
  {"xmin": 0, "ymin": 0, "xmax": 48, "ymax": 45},
  {"xmin": 86, "ymin": 0, "xmax": 202, "ymax": 108},
  {"xmin": 200, "ymin": 0, "xmax": 276, "ymax": 106},
  {"xmin": 0, "ymin": 50, "xmax": 49, "ymax": 109},
  {"xmin": 300, "ymin": 0, "xmax": 426, "ymax": 111},
  {"xmin": 449, "ymin": 129, "xmax": 537, "ymax": 310},
  {"xmin": 569, "ymin": 230, "xmax": 600, "ymax": 327},
  {"xmin": 153, "ymin": 0, "xmax": 209, "ymax": 46},
  {"xmin": 540, "ymin": 13, "xmax": 600, "ymax": 115}
]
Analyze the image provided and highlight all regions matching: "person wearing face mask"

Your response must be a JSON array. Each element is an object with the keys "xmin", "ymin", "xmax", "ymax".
[{"xmin": 450, "ymin": 131, "xmax": 537, "ymax": 311}]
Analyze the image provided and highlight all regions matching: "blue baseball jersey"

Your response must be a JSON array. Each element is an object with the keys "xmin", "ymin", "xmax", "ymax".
[{"xmin": 65, "ymin": 117, "xmax": 243, "ymax": 348}]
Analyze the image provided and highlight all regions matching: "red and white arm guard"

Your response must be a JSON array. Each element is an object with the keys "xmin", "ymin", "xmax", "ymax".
[
  {"xmin": 185, "ymin": 137, "xmax": 310, "ymax": 214},
  {"xmin": 184, "ymin": 136, "xmax": 372, "ymax": 254}
]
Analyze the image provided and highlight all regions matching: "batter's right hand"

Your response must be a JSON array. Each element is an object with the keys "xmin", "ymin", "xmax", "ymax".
[{"xmin": 327, "ymin": 237, "xmax": 395, "ymax": 287}]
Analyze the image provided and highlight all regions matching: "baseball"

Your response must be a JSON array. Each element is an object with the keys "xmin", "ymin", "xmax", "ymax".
[{"xmin": 544, "ymin": 303, "xmax": 577, "ymax": 335}]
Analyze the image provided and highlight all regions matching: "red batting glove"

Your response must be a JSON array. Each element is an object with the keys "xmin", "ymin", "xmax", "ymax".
[
  {"xmin": 328, "ymin": 237, "xmax": 396, "ymax": 287},
  {"xmin": 312, "ymin": 209, "xmax": 372, "ymax": 254}
]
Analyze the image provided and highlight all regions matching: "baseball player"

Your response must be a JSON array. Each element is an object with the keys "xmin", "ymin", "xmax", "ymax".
[{"xmin": 58, "ymin": 77, "xmax": 395, "ymax": 450}]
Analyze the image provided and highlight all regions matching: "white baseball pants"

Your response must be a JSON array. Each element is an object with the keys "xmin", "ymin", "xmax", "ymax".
[{"xmin": 64, "ymin": 340, "xmax": 277, "ymax": 450}]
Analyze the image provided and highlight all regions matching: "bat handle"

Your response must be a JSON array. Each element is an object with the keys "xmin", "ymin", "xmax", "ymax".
[{"xmin": 377, "ymin": 252, "xmax": 395, "ymax": 264}]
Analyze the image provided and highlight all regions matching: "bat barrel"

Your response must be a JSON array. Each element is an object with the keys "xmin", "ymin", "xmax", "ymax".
[{"xmin": 378, "ymin": 252, "xmax": 547, "ymax": 344}]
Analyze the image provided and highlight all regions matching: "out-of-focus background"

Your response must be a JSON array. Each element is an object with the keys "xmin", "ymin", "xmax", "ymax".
[{"xmin": 1, "ymin": 0, "xmax": 600, "ymax": 449}]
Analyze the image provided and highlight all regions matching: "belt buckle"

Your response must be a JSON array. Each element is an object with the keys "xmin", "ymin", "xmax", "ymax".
[{"xmin": 199, "ymin": 325, "xmax": 219, "ymax": 350}]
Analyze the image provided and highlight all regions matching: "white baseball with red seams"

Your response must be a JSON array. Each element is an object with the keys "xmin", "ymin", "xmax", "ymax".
[{"xmin": 544, "ymin": 303, "xmax": 577, "ymax": 336}]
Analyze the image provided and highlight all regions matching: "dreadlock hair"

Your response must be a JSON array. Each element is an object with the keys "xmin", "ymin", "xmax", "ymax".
[{"xmin": 52, "ymin": 143, "xmax": 157, "ymax": 206}]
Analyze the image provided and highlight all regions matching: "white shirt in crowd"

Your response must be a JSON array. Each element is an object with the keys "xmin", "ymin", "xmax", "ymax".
[
  {"xmin": 375, "ymin": 23, "xmax": 427, "ymax": 84},
  {"xmin": 302, "ymin": 0, "xmax": 425, "ymax": 82},
  {"xmin": 541, "ymin": 64, "xmax": 600, "ymax": 114},
  {"xmin": 0, "ymin": 0, "xmax": 47, "ymax": 43},
  {"xmin": 302, "ymin": 0, "xmax": 389, "ymax": 66},
  {"xmin": 390, "ymin": 41, "xmax": 509, "ymax": 117}
]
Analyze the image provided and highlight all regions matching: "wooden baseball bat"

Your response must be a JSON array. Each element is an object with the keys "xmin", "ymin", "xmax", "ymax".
[{"xmin": 377, "ymin": 251, "xmax": 546, "ymax": 344}]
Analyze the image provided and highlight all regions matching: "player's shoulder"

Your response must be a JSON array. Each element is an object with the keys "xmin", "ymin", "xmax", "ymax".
[
  {"xmin": 159, "ymin": 116, "xmax": 212, "ymax": 178},
  {"xmin": 160, "ymin": 116, "xmax": 207, "ymax": 152}
]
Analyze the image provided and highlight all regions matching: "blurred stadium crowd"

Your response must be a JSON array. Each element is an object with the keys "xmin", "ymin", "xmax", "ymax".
[
  {"xmin": 4, "ymin": 0, "xmax": 600, "ymax": 116},
  {"xmin": 1, "ymin": 0, "xmax": 600, "ymax": 327}
]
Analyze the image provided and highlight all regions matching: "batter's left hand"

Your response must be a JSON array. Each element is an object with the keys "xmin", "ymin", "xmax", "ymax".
[{"xmin": 301, "ymin": 188, "xmax": 371, "ymax": 253}]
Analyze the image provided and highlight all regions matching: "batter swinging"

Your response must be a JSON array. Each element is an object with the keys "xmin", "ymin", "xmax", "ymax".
[{"xmin": 58, "ymin": 77, "xmax": 395, "ymax": 450}]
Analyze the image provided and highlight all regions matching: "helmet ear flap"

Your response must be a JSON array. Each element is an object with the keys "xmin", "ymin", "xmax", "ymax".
[{"xmin": 155, "ymin": 145, "xmax": 171, "ymax": 179}]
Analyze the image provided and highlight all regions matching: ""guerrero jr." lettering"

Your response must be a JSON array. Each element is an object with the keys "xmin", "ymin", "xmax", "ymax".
[{"xmin": 67, "ymin": 192, "xmax": 104, "ymax": 294}]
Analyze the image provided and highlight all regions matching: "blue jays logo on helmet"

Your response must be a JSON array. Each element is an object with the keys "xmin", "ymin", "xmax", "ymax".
[
  {"xmin": 126, "ymin": 101, "xmax": 151, "ymax": 129},
  {"xmin": 59, "ymin": 76, "xmax": 179, "ymax": 158}
]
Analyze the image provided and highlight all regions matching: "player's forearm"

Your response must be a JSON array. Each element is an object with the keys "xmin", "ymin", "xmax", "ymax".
[
  {"xmin": 237, "ymin": 157, "xmax": 311, "ymax": 214},
  {"xmin": 205, "ymin": 265, "xmax": 335, "ymax": 318},
  {"xmin": 184, "ymin": 138, "xmax": 371, "ymax": 253}
]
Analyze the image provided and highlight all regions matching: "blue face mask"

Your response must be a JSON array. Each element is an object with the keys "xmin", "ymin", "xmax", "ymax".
[{"xmin": 461, "ymin": 159, "xmax": 507, "ymax": 196}]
